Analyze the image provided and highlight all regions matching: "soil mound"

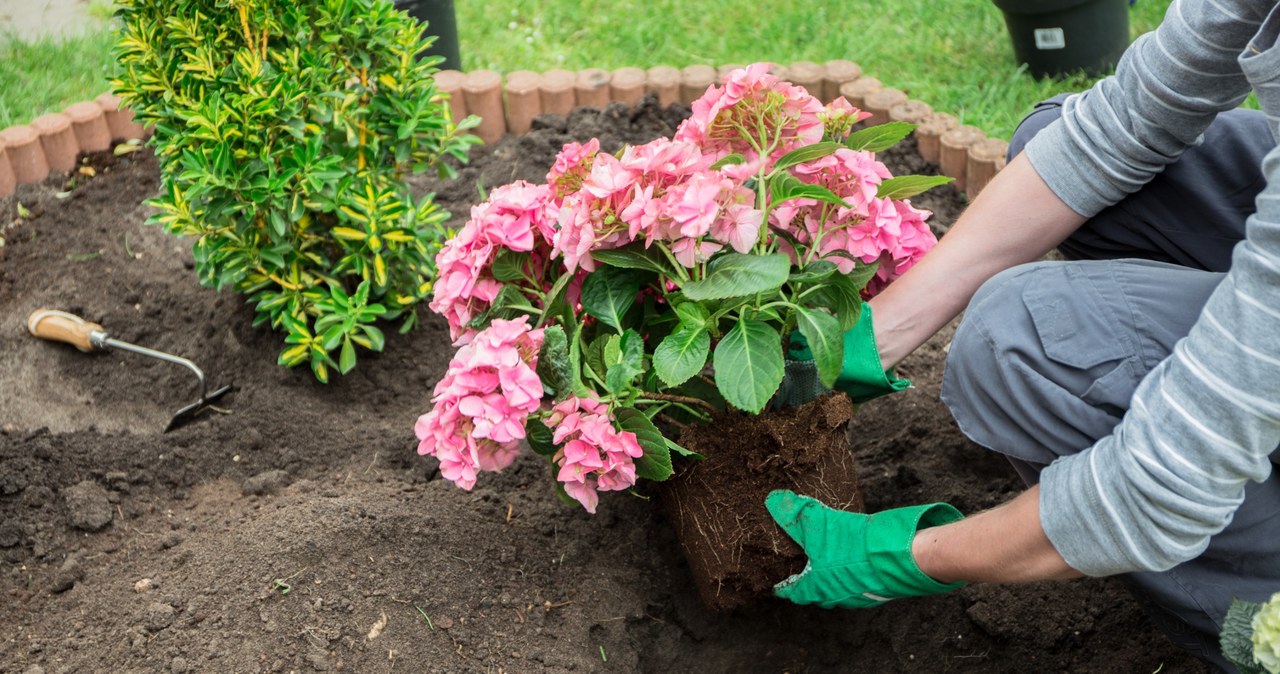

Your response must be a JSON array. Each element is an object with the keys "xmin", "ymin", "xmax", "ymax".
[{"xmin": 0, "ymin": 98, "xmax": 1206, "ymax": 673}]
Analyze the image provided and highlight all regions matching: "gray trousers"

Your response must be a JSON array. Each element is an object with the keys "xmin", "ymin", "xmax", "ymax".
[{"xmin": 940, "ymin": 96, "xmax": 1280, "ymax": 672}]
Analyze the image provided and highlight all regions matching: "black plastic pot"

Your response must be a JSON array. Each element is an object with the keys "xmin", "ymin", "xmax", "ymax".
[
  {"xmin": 393, "ymin": 0, "xmax": 461, "ymax": 71},
  {"xmin": 992, "ymin": 0, "xmax": 1130, "ymax": 78}
]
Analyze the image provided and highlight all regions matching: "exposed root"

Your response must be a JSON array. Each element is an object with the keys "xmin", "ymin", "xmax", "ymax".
[{"xmin": 657, "ymin": 393, "xmax": 863, "ymax": 611}]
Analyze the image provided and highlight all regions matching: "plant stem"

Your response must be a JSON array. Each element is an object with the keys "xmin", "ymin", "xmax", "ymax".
[
  {"xmin": 638, "ymin": 392, "xmax": 718, "ymax": 414},
  {"xmin": 664, "ymin": 402, "xmax": 713, "ymax": 422},
  {"xmin": 655, "ymin": 413, "xmax": 689, "ymax": 431},
  {"xmin": 535, "ymin": 269, "xmax": 574, "ymax": 329},
  {"xmin": 654, "ymin": 243, "xmax": 689, "ymax": 283},
  {"xmin": 796, "ymin": 285, "xmax": 824, "ymax": 301},
  {"xmin": 755, "ymin": 167, "xmax": 770, "ymax": 250},
  {"xmin": 803, "ymin": 202, "xmax": 836, "ymax": 266},
  {"xmin": 757, "ymin": 300, "xmax": 795, "ymax": 313}
]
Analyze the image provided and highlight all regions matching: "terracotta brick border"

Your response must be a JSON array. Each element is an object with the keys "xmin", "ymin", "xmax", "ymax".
[
  {"xmin": 0, "ymin": 63, "xmax": 1008, "ymax": 203},
  {"xmin": 433, "ymin": 61, "xmax": 1008, "ymax": 200},
  {"xmin": 435, "ymin": 60, "xmax": 1003, "ymax": 199},
  {"xmin": 0, "ymin": 92, "xmax": 149, "ymax": 199}
]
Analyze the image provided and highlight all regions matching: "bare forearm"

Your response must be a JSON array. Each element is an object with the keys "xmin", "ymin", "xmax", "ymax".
[
  {"xmin": 911, "ymin": 486, "xmax": 1083, "ymax": 584},
  {"xmin": 871, "ymin": 153, "xmax": 1086, "ymax": 368}
]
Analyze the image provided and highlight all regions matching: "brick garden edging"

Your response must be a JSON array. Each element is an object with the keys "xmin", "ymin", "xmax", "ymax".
[
  {"xmin": 0, "ymin": 61, "xmax": 1007, "ymax": 203},
  {"xmin": 0, "ymin": 94, "xmax": 147, "ymax": 199}
]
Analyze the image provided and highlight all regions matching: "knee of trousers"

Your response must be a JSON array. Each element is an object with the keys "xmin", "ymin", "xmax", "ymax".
[
  {"xmin": 942, "ymin": 264, "xmax": 1043, "ymax": 457},
  {"xmin": 1007, "ymin": 93, "xmax": 1072, "ymax": 162},
  {"xmin": 941, "ymin": 261, "xmax": 1120, "ymax": 465}
]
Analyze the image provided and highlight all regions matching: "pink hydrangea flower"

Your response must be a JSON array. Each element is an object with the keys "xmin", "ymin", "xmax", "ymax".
[
  {"xmin": 552, "ymin": 136, "xmax": 764, "ymax": 271},
  {"xmin": 792, "ymin": 148, "xmax": 891, "ymax": 220},
  {"xmin": 547, "ymin": 139, "xmax": 600, "ymax": 201},
  {"xmin": 542, "ymin": 395, "xmax": 644, "ymax": 513},
  {"xmin": 582, "ymin": 152, "xmax": 639, "ymax": 200},
  {"xmin": 670, "ymin": 171, "xmax": 726, "ymax": 239},
  {"xmin": 820, "ymin": 96, "xmax": 873, "ymax": 139},
  {"xmin": 554, "ymin": 153, "xmax": 643, "ymax": 272},
  {"xmin": 863, "ymin": 198, "xmax": 937, "ymax": 297},
  {"xmin": 763, "ymin": 147, "xmax": 937, "ymax": 296},
  {"xmin": 620, "ymin": 137, "xmax": 712, "ymax": 179},
  {"xmin": 718, "ymin": 154, "xmax": 767, "ymax": 182},
  {"xmin": 415, "ymin": 316, "xmax": 546, "ymax": 490},
  {"xmin": 429, "ymin": 181, "xmax": 556, "ymax": 343},
  {"xmin": 710, "ymin": 194, "xmax": 762, "ymax": 254},
  {"xmin": 671, "ymin": 238, "xmax": 724, "ymax": 268},
  {"xmin": 674, "ymin": 62, "xmax": 825, "ymax": 172}
]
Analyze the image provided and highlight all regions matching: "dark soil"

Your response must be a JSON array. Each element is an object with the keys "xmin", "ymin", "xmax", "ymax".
[
  {"xmin": 0, "ymin": 98, "xmax": 1210, "ymax": 673},
  {"xmin": 664, "ymin": 393, "xmax": 861, "ymax": 612}
]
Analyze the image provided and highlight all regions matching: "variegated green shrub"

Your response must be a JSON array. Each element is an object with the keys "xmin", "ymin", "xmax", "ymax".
[{"xmin": 113, "ymin": 0, "xmax": 479, "ymax": 381}]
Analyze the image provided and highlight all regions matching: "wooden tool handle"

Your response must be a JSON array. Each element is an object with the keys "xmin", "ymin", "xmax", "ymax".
[{"xmin": 27, "ymin": 309, "xmax": 105, "ymax": 353}]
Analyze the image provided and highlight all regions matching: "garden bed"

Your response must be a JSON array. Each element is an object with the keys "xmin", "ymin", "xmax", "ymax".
[{"xmin": 0, "ymin": 99, "xmax": 1209, "ymax": 673}]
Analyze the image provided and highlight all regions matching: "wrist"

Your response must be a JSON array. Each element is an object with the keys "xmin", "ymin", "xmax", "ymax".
[
  {"xmin": 865, "ymin": 296, "xmax": 906, "ymax": 370},
  {"xmin": 871, "ymin": 503, "xmax": 966, "ymax": 595},
  {"xmin": 911, "ymin": 526, "xmax": 961, "ymax": 584}
]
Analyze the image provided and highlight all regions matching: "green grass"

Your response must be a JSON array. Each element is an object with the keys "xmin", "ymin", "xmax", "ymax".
[
  {"xmin": 455, "ymin": 0, "xmax": 1175, "ymax": 138},
  {"xmin": 0, "ymin": 1, "xmax": 1173, "ymax": 137},
  {"xmin": 0, "ymin": 30, "xmax": 119, "ymax": 128}
]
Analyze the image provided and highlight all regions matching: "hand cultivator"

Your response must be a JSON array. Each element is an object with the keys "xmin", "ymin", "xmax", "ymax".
[{"xmin": 27, "ymin": 309, "xmax": 235, "ymax": 432}]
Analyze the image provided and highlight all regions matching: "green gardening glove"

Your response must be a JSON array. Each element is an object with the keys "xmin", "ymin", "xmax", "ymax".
[
  {"xmin": 784, "ymin": 301, "xmax": 910, "ymax": 405},
  {"xmin": 766, "ymin": 489, "xmax": 965, "ymax": 609}
]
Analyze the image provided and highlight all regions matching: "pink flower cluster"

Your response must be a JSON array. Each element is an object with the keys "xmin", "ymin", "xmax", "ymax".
[
  {"xmin": 773, "ymin": 147, "xmax": 937, "ymax": 295},
  {"xmin": 862, "ymin": 199, "xmax": 937, "ymax": 296},
  {"xmin": 674, "ymin": 62, "xmax": 825, "ymax": 172},
  {"xmin": 414, "ymin": 316, "xmax": 545, "ymax": 490},
  {"xmin": 820, "ymin": 97, "xmax": 873, "ymax": 140},
  {"xmin": 547, "ymin": 139, "xmax": 599, "ymax": 200},
  {"xmin": 542, "ymin": 395, "xmax": 644, "ymax": 513},
  {"xmin": 552, "ymin": 137, "xmax": 763, "ymax": 271},
  {"xmin": 429, "ymin": 181, "xmax": 557, "ymax": 343}
]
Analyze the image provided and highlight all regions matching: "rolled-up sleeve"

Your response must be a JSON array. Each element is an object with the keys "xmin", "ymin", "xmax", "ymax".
[{"xmin": 1025, "ymin": 0, "xmax": 1262, "ymax": 217}]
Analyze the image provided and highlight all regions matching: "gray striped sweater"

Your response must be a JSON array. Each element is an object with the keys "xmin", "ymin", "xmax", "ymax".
[{"xmin": 1027, "ymin": 0, "xmax": 1280, "ymax": 574}]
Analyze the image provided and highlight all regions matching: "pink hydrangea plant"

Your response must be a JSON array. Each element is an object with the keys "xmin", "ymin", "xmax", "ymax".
[{"xmin": 418, "ymin": 63, "xmax": 950, "ymax": 513}]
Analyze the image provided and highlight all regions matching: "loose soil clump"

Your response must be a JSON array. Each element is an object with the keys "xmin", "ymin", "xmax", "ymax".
[{"xmin": 0, "ymin": 97, "xmax": 1210, "ymax": 673}]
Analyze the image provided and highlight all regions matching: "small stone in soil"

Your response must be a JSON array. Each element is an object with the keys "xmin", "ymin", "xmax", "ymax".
[
  {"xmin": 63, "ymin": 480, "xmax": 113, "ymax": 531},
  {"xmin": 155, "ymin": 532, "xmax": 184, "ymax": 550},
  {"xmin": 0, "ymin": 522, "xmax": 21, "ymax": 547},
  {"xmin": 51, "ymin": 555, "xmax": 85, "ymax": 593},
  {"xmin": 241, "ymin": 469, "xmax": 289, "ymax": 496},
  {"xmin": 145, "ymin": 602, "xmax": 174, "ymax": 632}
]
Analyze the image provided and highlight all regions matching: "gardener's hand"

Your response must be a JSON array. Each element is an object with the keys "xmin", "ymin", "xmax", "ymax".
[
  {"xmin": 778, "ymin": 302, "xmax": 910, "ymax": 407},
  {"xmin": 766, "ymin": 489, "xmax": 965, "ymax": 609}
]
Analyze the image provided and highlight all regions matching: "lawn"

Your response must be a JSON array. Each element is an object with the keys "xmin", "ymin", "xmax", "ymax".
[
  {"xmin": 1, "ymin": 0, "xmax": 1174, "ymax": 137},
  {"xmin": 0, "ymin": 29, "xmax": 119, "ymax": 129},
  {"xmin": 455, "ymin": 0, "xmax": 1173, "ymax": 137}
]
